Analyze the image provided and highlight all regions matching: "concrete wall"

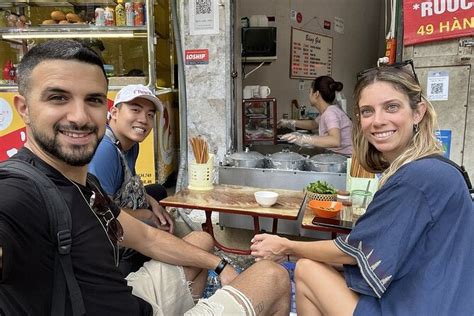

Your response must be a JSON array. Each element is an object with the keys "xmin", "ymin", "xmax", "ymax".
[
  {"xmin": 404, "ymin": 39, "xmax": 473, "ymax": 180},
  {"xmin": 178, "ymin": 0, "xmax": 233, "ymax": 167},
  {"xmin": 178, "ymin": 0, "xmax": 386, "ymax": 164}
]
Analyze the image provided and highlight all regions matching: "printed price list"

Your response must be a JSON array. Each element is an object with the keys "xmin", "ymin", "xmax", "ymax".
[{"xmin": 291, "ymin": 28, "xmax": 333, "ymax": 79}]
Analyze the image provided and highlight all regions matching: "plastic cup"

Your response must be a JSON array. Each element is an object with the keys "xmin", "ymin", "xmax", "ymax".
[{"xmin": 351, "ymin": 190, "xmax": 372, "ymax": 218}]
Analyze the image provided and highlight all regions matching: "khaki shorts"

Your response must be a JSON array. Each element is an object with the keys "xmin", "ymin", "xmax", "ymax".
[
  {"xmin": 127, "ymin": 260, "xmax": 255, "ymax": 316},
  {"xmin": 185, "ymin": 286, "xmax": 256, "ymax": 316},
  {"xmin": 126, "ymin": 260, "xmax": 194, "ymax": 316}
]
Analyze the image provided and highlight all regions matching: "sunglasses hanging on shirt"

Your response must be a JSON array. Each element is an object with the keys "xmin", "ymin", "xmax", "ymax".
[{"xmin": 88, "ymin": 182, "xmax": 124, "ymax": 244}]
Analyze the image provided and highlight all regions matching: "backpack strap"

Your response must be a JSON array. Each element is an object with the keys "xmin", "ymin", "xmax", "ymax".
[
  {"xmin": 0, "ymin": 159, "xmax": 85, "ymax": 316},
  {"xmin": 422, "ymin": 154, "xmax": 473, "ymax": 195}
]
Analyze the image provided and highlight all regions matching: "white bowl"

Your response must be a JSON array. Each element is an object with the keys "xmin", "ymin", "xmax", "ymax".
[{"xmin": 254, "ymin": 191, "xmax": 279, "ymax": 207}]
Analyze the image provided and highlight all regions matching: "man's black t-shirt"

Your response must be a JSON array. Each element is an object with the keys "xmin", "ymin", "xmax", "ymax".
[{"xmin": 0, "ymin": 148, "xmax": 151, "ymax": 315}]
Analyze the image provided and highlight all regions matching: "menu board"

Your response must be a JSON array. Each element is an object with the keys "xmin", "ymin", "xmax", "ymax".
[{"xmin": 290, "ymin": 27, "xmax": 333, "ymax": 79}]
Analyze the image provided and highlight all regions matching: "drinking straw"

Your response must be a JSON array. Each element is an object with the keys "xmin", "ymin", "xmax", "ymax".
[{"xmin": 362, "ymin": 180, "xmax": 371, "ymax": 207}]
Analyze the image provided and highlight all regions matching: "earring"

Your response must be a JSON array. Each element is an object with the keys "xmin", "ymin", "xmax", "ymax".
[{"xmin": 413, "ymin": 123, "xmax": 419, "ymax": 133}]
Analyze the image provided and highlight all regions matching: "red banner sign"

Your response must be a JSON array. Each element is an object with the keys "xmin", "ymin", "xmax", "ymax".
[
  {"xmin": 184, "ymin": 49, "xmax": 209, "ymax": 65},
  {"xmin": 403, "ymin": 0, "xmax": 473, "ymax": 45}
]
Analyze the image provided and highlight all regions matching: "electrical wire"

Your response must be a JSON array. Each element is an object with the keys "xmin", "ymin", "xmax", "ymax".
[
  {"xmin": 243, "ymin": 61, "xmax": 265, "ymax": 79},
  {"xmin": 384, "ymin": 0, "xmax": 388, "ymax": 38},
  {"xmin": 386, "ymin": 0, "xmax": 397, "ymax": 39}
]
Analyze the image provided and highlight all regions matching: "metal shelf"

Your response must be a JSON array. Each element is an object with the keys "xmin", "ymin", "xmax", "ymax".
[
  {"xmin": 1, "ymin": 1, "xmax": 118, "ymax": 7},
  {"xmin": 0, "ymin": 26, "xmax": 148, "ymax": 39}
]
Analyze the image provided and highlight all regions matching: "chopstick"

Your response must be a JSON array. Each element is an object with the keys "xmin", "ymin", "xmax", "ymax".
[{"xmin": 190, "ymin": 136, "xmax": 209, "ymax": 164}]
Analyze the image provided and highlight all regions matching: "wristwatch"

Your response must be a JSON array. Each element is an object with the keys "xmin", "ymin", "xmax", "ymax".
[{"xmin": 214, "ymin": 258, "xmax": 229, "ymax": 275}]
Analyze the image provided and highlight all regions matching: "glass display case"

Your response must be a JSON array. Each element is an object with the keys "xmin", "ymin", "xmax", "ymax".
[
  {"xmin": 0, "ymin": 0, "xmax": 178, "ymax": 184},
  {"xmin": 0, "ymin": 0, "xmax": 167, "ymax": 89},
  {"xmin": 242, "ymin": 98, "xmax": 277, "ymax": 145}
]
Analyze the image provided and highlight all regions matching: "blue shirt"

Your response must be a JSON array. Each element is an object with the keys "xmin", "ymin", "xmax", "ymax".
[
  {"xmin": 335, "ymin": 158, "xmax": 474, "ymax": 315},
  {"xmin": 89, "ymin": 128, "xmax": 139, "ymax": 196}
]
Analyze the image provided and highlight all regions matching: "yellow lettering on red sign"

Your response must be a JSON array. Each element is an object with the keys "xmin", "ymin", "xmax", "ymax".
[
  {"xmin": 440, "ymin": 16, "xmax": 473, "ymax": 32},
  {"xmin": 417, "ymin": 23, "xmax": 435, "ymax": 35},
  {"xmin": 451, "ymin": 17, "xmax": 462, "ymax": 30},
  {"xmin": 416, "ymin": 17, "xmax": 473, "ymax": 35},
  {"xmin": 439, "ymin": 21, "xmax": 450, "ymax": 32},
  {"xmin": 464, "ymin": 16, "xmax": 473, "ymax": 29}
]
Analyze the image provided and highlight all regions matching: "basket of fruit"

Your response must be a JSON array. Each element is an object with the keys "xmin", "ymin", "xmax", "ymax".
[{"xmin": 305, "ymin": 180, "xmax": 337, "ymax": 201}]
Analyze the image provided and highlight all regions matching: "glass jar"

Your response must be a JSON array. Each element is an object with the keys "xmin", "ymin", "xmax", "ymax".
[
  {"xmin": 351, "ymin": 190, "xmax": 372, "ymax": 219},
  {"xmin": 337, "ymin": 190, "xmax": 352, "ymax": 222},
  {"xmin": 337, "ymin": 190, "xmax": 351, "ymax": 203}
]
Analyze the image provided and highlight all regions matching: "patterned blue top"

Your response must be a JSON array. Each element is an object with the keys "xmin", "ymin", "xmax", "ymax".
[{"xmin": 335, "ymin": 158, "xmax": 474, "ymax": 315}]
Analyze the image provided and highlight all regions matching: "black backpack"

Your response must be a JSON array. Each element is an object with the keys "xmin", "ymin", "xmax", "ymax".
[{"xmin": 0, "ymin": 159, "xmax": 85, "ymax": 316}]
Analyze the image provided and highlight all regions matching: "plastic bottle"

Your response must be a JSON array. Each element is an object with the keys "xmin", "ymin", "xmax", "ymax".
[
  {"xmin": 95, "ymin": 7, "xmax": 105, "ymax": 26},
  {"xmin": 291, "ymin": 99, "xmax": 299, "ymax": 120},
  {"xmin": 125, "ymin": 2, "xmax": 134, "ymax": 26},
  {"xmin": 115, "ymin": 0, "xmax": 126, "ymax": 26},
  {"xmin": 281, "ymin": 261, "xmax": 296, "ymax": 313},
  {"xmin": 104, "ymin": 6, "xmax": 115, "ymax": 26},
  {"xmin": 133, "ymin": 1, "xmax": 145, "ymax": 26},
  {"xmin": 203, "ymin": 270, "xmax": 221, "ymax": 298},
  {"xmin": 299, "ymin": 104, "xmax": 306, "ymax": 119}
]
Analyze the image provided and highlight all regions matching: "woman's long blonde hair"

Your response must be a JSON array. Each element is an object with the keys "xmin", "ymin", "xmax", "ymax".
[{"xmin": 352, "ymin": 65, "xmax": 443, "ymax": 186}]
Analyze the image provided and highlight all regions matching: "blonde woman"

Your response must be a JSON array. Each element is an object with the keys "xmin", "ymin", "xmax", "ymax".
[{"xmin": 251, "ymin": 61, "xmax": 474, "ymax": 315}]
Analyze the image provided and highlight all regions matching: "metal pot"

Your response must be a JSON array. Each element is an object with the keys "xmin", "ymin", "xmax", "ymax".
[
  {"xmin": 266, "ymin": 149, "xmax": 306, "ymax": 170},
  {"xmin": 226, "ymin": 148, "xmax": 265, "ymax": 168},
  {"xmin": 306, "ymin": 153, "xmax": 347, "ymax": 173}
]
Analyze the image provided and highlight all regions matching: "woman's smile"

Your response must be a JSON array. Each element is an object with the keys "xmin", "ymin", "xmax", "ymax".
[{"xmin": 372, "ymin": 130, "xmax": 395, "ymax": 139}]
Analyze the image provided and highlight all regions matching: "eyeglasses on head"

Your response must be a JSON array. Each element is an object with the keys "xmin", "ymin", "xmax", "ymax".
[{"xmin": 356, "ymin": 59, "xmax": 419, "ymax": 85}]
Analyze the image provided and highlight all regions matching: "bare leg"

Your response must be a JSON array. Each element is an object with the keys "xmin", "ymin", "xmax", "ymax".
[
  {"xmin": 226, "ymin": 260, "xmax": 290, "ymax": 316},
  {"xmin": 295, "ymin": 258, "xmax": 358, "ymax": 315},
  {"xmin": 182, "ymin": 231, "xmax": 214, "ymax": 298}
]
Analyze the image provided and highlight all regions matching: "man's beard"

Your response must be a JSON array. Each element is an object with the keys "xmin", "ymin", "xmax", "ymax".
[{"xmin": 30, "ymin": 122, "xmax": 102, "ymax": 166}]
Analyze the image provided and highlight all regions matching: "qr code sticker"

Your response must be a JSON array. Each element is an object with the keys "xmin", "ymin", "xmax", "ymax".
[
  {"xmin": 430, "ymin": 82, "xmax": 443, "ymax": 95},
  {"xmin": 195, "ymin": 0, "xmax": 212, "ymax": 15}
]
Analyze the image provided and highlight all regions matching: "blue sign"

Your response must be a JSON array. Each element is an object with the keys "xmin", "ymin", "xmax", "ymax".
[{"xmin": 435, "ymin": 130, "xmax": 451, "ymax": 158}]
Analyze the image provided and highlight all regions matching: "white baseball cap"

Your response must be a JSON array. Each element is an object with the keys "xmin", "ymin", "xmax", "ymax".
[{"xmin": 113, "ymin": 84, "xmax": 163, "ymax": 112}]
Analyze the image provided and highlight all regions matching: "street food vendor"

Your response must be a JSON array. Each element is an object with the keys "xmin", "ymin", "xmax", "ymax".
[{"xmin": 278, "ymin": 76, "xmax": 352, "ymax": 155}]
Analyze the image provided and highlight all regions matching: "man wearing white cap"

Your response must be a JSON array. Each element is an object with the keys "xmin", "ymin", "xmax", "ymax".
[{"xmin": 89, "ymin": 84, "xmax": 176, "ymax": 274}]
